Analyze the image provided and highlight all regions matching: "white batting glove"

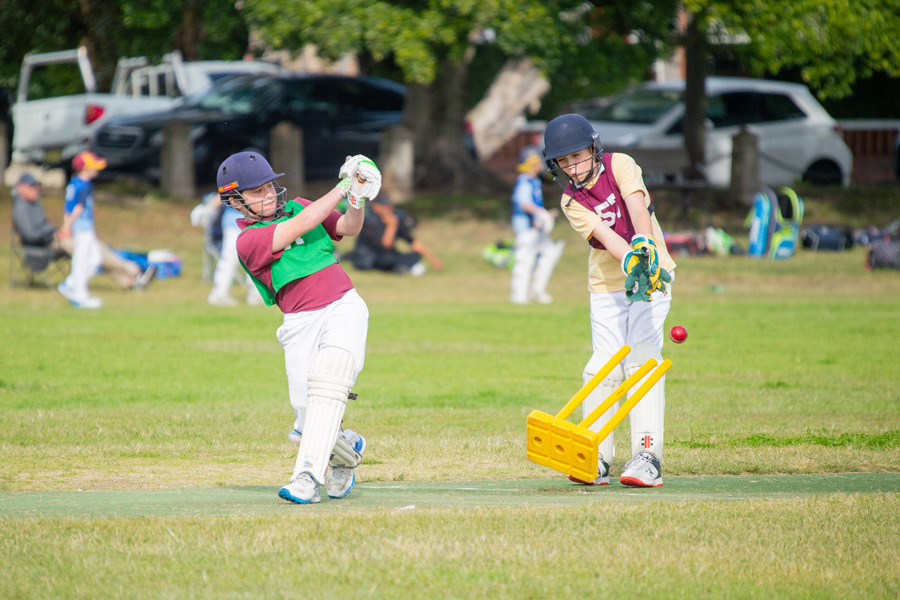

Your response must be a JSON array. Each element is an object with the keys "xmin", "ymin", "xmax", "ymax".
[
  {"xmin": 190, "ymin": 203, "xmax": 210, "ymax": 228},
  {"xmin": 339, "ymin": 154, "xmax": 368, "ymax": 180},
  {"xmin": 338, "ymin": 158, "xmax": 382, "ymax": 209},
  {"xmin": 534, "ymin": 208, "xmax": 555, "ymax": 234}
]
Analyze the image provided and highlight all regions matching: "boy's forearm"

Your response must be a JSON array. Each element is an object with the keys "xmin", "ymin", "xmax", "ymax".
[{"xmin": 271, "ymin": 185, "xmax": 344, "ymax": 252}]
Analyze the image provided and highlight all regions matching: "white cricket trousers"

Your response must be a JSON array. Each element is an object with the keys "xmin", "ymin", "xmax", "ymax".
[
  {"xmin": 63, "ymin": 230, "xmax": 102, "ymax": 300},
  {"xmin": 276, "ymin": 289, "xmax": 369, "ymax": 433},
  {"xmin": 588, "ymin": 279, "xmax": 673, "ymax": 354},
  {"xmin": 585, "ymin": 275, "xmax": 673, "ymax": 461},
  {"xmin": 510, "ymin": 228, "xmax": 563, "ymax": 302}
]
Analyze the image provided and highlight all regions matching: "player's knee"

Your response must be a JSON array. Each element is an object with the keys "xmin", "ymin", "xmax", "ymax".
[
  {"xmin": 625, "ymin": 342, "xmax": 662, "ymax": 377},
  {"xmin": 584, "ymin": 352, "xmax": 624, "ymax": 387},
  {"xmin": 308, "ymin": 346, "xmax": 356, "ymax": 403}
]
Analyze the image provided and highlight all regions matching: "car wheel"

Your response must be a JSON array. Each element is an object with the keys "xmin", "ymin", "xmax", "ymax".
[{"xmin": 802, "ymin": 159, "xmax": 843, "ymax": 185}]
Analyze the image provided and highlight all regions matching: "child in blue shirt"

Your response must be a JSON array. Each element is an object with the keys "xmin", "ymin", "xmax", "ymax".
[{"xmin": 58, "ymin": 151, "xmax": 108, "ymax": 309}]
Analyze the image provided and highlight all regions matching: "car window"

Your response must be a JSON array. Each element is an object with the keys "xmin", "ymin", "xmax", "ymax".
[
  {"xmin": 284, "ymin": 79, "xmax": 403, "ymax": 119},
  {"xmin": 714, "ymin": 92, "xmax": 763, "ymax": 127},
  {"xmin": 185, "ymin": 76, "xmax": 283, "ymax": 114},
  {"xmin": 760, "ymin": 93, "xmax": 806, "ymax": 121},
  {"xmin": 578, "ymin": 89, "xmax": 682, "ymax": 124},
  {"xmin": 284, "ymin": 81, "xmax": 338, "ymax": 119}
]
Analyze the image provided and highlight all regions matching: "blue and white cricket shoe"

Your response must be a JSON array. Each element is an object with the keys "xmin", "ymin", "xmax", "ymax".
[
  {"xmin": 327, "ymin": 432, "xmax": 366, "ymax": 499},
  {"xmin": 278, "ymin": 472, "xmax": 320, "ymax": 504}
]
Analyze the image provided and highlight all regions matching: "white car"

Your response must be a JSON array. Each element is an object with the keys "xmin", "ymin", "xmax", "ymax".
[{"xmin": 566, "ymin": 77, "xmax": 853, "ymax": 188}]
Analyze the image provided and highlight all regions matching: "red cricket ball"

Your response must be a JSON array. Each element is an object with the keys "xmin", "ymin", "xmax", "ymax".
[{"xmin": 669, "ymin": 325, "xmax": 688, "ymax": 344}]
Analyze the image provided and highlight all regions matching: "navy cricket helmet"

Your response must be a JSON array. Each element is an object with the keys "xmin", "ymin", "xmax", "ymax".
[
  {"xmin": 542, "ymin": 114, "xmax": 603, "ymax": 189},
  {"xmin": 216, "ymin": 152, "xmax": 287, "ymax": 221}
]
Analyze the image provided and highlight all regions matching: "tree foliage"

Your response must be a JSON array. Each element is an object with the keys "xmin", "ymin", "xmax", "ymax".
[
  {"xmin": 243, "ymin": 0, "xmax": 679, "ymax": 190},
  {"xmin": 0, "ymin": 0, "xmax": 247, "ymax": 91},
  {"xmin": 675, "ymin": 0, "xmax": 900, "ymax": 183},
  {"xmin": 683, "ymin": 0, "xmax": 900, "ymax": 100}
]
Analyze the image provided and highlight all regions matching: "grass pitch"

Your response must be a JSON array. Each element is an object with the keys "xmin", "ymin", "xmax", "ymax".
[{"xmin": 1, "ymin": 184, "xmax": 899, "ymax": 599}]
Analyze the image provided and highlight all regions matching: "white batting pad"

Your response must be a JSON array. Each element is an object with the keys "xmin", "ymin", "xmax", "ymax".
[
  {"xmin": 330, "ymin": 433, "xmax": 362, "ymax": 468},
  {"xmin": 293, "ymin": 347, "xmax": 355, "ymax": 484},
  {"xmin": 625, "ymin": 342, "xmax": 665, "ymax": 459},
  {"xmin": 582, "ymin": 352, "xmax": 625, "ymax": 462}
]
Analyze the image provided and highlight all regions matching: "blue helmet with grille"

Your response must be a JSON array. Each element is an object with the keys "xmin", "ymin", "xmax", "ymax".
[{"xmin": 542, "ymin": 114, "xmax": 603, "ymax": 189}]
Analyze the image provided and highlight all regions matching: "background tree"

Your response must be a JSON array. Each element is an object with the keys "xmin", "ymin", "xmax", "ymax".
[
  {"xmin": 243, "ymin": 0, "xmax": 679, "ymax": 192},
  {"xmin": 679, "ymin": 0, "xmax": 900, "ymax": 183},
  {"xmin": 0, "ymin": 0, "xmax": 247, "ymax": 92}
]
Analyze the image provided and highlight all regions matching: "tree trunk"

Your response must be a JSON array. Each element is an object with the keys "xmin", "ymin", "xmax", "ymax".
[
  {"xmin": 77, "ymin": 0, "xmax": 122, "ymax": 91},
  {"xmin": 682, "ymin": 12, "xmax": 708, "ymax": 183},
  {"xmin": 174, "ymin": 2, "xmax": 202, "ymax": 61},
  {"xmin": 402, "ymin": 56, "xmax": 505, "ymax": 195}
]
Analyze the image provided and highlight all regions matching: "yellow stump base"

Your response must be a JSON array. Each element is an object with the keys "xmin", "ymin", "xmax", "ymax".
[{"xmin": 526, "ymin": 345, "xmax": 672, "ymax": 480}]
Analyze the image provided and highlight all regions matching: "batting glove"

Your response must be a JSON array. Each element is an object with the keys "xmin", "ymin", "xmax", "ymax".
[
  {"xmin": 339, "ymin": 158, "xmax": 382, "ymax": 209},
  {"xmin": 534, "ymin": 208, "xmax": 555, "ymax": 234},
  {"xmin": 339, "ymin": 154, "xmax": 368, "ymax": 180}
]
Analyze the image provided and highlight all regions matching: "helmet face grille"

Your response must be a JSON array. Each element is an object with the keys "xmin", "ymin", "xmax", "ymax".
[
  {"xmin": 545, "ymin": 136, "xmax": 604, "ymax": 190},
  {"xmin": 230, "ymin": 185, "xmax": 288, "ymax": 222}
]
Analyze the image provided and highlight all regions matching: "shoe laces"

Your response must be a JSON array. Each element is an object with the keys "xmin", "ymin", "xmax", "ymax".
[{"xmin": 631, "ymin": 453, "xmax": 659, "ymax": 475}]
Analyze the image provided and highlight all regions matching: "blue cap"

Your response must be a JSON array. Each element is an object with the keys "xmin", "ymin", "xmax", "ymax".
[
  {"xmin": 216, "ymin": 152, "xmax": 285, "ymax": 194},
  {"xmin": 17, "ymin": 173, "xmax": 40, "ymax": 186}
]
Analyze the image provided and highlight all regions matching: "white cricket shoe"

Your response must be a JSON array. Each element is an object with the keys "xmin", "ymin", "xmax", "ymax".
[
  {"xmin": 208, "ymin": 293, "xmax": 238, "ymax": 306},
  {"xmin": 278, "ymin": 473, "xmax": 321, "ymax": 504},
  {"xmin": 326, "ymin": 467, "xmax": 355, "ymax": 499},
  {"xmin": 620, "ymin": 451, "xmax": 663, "ymax": 487},
  {"xmin": 529, "ymin": 290, "xmax": 553, "ymax": 304},
  {"xmin": 327, "ymin": 432, "xmax": 366, "ymax": 499},
  {"xmin": 57, "ymin": 282, "xmax": 102, "ymax": 309},
  {"xmin": 568, "ymin": 457, "xmax": 610, "ymax": 486}
]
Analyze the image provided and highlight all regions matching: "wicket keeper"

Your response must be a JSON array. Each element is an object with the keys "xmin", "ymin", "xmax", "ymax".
[{"xmin": 542, "ymin": 114, "xmax": 677, "ymax": 487}]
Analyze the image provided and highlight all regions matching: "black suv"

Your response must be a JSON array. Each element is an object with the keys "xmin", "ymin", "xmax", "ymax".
[{"xmin": 91, "ymin": 73, "xmax": 406, "ymax": 184}]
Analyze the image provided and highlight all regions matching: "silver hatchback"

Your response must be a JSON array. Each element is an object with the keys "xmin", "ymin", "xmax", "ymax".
[{"xmin": 566, "ymin": 77, "xmax": 853, "ymax": 188}]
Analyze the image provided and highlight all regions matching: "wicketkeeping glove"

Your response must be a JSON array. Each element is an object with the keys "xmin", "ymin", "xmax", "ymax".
[
  {"xmin": 631, "ymin": 234, "xmax": 671, "ymax": 294},
  {"xmin": 622, "ymin": 249, "xmax": 653, "ymax": 302}
]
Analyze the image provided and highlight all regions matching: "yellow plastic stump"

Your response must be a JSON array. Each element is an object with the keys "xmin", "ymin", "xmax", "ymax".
[{"xmin": 526, "ymin": 345, "xmax": 672, "ymax": 481}]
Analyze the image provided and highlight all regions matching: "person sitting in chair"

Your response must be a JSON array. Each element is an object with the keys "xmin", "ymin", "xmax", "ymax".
[{"xmin": 349, "ymin": 195, "xmax": 443, "ymax": 275}]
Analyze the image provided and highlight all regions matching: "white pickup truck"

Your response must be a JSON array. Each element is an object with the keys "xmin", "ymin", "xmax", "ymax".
[{"xmin": 12, "ymin": 47, "xmax": 279, "ymax": 168}]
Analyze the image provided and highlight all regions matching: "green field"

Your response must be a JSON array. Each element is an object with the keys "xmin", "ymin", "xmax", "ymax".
[{"xmin": 2, "ymin": 185, "xmax": 899, "ymax": 599}]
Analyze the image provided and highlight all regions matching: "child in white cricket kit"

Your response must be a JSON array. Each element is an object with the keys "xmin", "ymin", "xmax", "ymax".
[
  {"xmin": 509, "ymin": 145, "xmax": 565, "ymax": 304},
  {"xmin": 542, "ymin": 114, "xmax": 676, "ymax": 487},
  {"xmin": 216, "ymin": 151, "xmax": 381, "ymax": 504}
]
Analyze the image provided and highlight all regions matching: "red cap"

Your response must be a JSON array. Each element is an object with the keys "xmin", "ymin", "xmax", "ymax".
[{"xmin": 72, "ymin": 151, "xmax": 107, "ymax": 172}]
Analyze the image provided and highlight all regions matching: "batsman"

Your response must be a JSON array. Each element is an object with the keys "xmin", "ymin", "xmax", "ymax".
[
  {"xmin": 216, "ymin": 151, "xmax": 380, "ymax": 504},
  {"xmin": 542, "ymin": 114, "xmax": 676, "ymax": 487}
]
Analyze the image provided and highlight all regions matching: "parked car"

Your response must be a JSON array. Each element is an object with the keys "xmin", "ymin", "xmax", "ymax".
[
  {"xmin": 563, "ymin": 77, "xmax": 853, "ymax": 188},
  {"xmin": 91, "ymin": 72, "xmax": 406, "ymax": 184},
  {"xmin": 113, "ymin": 54, "xmax": 281, "ymax": 99},
  {"xmin": 12, "ymin": 47, "xmax": 279, "ymax": 168}
]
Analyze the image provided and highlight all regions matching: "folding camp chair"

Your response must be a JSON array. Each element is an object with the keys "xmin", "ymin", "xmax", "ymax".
[{"xmin": 9, "ymin": 231, "xmax": 70, "ymax": 289}]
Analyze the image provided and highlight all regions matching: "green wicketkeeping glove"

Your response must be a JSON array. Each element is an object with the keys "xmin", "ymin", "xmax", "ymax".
[
  {"xmin": 652, "ymin": 267, "xmax": 672, "ymax": 294},
  {"xmin": 622, "ymin": 250, "xmax": 653, "ymax": 302}
]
